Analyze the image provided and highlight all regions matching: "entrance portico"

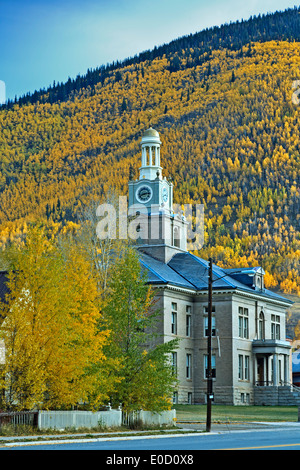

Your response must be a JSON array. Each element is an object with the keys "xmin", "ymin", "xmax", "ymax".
[{"xmin": 253, "ymin": 339, "xmax": 291, "ymax": 386}]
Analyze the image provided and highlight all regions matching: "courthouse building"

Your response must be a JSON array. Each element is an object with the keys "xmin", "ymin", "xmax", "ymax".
[{"xmin": 129, "ymin": 127, "xmax": 295, "ymax": 406}]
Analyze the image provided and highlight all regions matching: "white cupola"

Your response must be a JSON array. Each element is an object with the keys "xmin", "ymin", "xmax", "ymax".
[{"xmin": 139, "ymin": 127, "xmax": 162, "ymax": 180}]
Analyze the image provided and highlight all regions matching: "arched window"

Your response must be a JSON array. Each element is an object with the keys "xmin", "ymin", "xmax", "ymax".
[{"xmin": 174, "ymin": 226, "xmax": 180, "ymax": 248}]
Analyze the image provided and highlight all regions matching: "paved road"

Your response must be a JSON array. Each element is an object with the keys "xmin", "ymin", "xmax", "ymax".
[{"xmin": 3, "ymin": 424, "xmax": 300, "ymax": 451}]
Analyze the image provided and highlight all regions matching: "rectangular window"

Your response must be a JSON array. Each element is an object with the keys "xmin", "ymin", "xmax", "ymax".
[
  {"xmin": 204, "ymin": 354, "xmax": 216, "ymax": 378},
  {"xmin": 171, "ymin": 352, "xmax": 177, "ymax": 376},
  {"xmin": 173, "ymin": 392, "xmax": 178, "ymax": 404},
  {"xmin": 244, "ymin": 308, "xmax": 249, "ymax": 337},
  {"xmin": 204, "ymin": 316, "xmax": 216, "ymax": 337},
  {"xmin": 271, "ymin": 314, "xmax": 280, "ymax": 340},
  {"xmin": 276, "ymin": 324, "xmax": 280, "ymax": 340},
  {"xmin": 238, "ymin": 307, "xmax": 249, "ymax": 339},
  {"xmin": 239, "ymin": 316, "xmax": 243, "ymax": 337},
  {"xmin": 186, "ymin": 353, "xmax": 192, "ymax": 379},
  {"xmin": 271, "ymin": 323, "xmax": 275, "ymax": 339},
  {"xmin": 171, "ymin": 303, "xmax": 177, "ymax": 335},
  {"xmin": 239, "ymin": 354, "xmax": 250, "ymax": 381},
  {"xmin": 204, "ymin": 306, "xmax": 216, "ymax": 313},
  {"xmin": 186, "ymin": 305, "xmax": 192, "ymax": 337},
  {"xmin": 238, "ymin": 355, "xmax": 243, "ymax": 380},
  {"xmin": 245, "ymin": 355, "xmax": 250, "ymax": 380},
  {"xmin": 171, "ymin": 313, "xmax": 177, "ymax": 334},
  {"xmin": 186, "ymin": 314, "xmax": 192, "ymax": 337}
]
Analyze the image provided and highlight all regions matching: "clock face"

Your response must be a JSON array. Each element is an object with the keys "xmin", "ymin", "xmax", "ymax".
[
  {"xmin": 136, "ymin": 185, "xmax": 152, "ymax": 203},
  {"xmin": 162, "ymin": 186, "xmax": 169, "ymax": 203}
]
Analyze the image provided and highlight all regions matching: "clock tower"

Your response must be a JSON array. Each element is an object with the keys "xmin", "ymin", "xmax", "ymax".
[{"xmin": 128, "ymin": 127, "xmax": 188, "ymax": 262}]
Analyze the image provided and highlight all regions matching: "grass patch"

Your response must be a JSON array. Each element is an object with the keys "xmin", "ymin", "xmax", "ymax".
[
  {"xmin": 174, "ymin": 405, "xmax": 299, "ymax": 423},
  {"xmin": 0, "ymin": 427, "xmax": 195, "ymax": 444},
  {"xmin": 0, "ymin": 423, "xmax": 178, "ymax": 438},
  {"xmin": 0, "ymin": 423, "xmax": 125, "ymax": 437}
]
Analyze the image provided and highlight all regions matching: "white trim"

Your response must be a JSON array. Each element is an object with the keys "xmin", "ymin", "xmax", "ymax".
[{"xmin": 151, "ymin": 283, "xmax": 292, "ymax": 307}]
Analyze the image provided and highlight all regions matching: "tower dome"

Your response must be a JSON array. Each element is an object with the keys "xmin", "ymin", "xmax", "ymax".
[{"xmin": 142, "ymin": 127, "xmax": 160, "ymax": 139}]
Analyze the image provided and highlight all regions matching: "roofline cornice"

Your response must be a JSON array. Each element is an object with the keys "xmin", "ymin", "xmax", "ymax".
[
  {"xmin": 232, "ymin": 288, "xmax": 293, "ymax": 307},
  {"xmin": 151, "ymin": 283, "xmax": 197, "ymax": 295},
  {"xmin": 150, "ymin": 283, "xmax": 292, "ymax": 307}
]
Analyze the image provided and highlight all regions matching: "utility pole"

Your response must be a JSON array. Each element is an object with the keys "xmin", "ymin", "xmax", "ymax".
[
  {"xmin": 204, "ymin": 261, "xmax": 255, "ymax": 432},
  {"xmin": 206, "ymin": 257, "xmax": 213, "ymax": 433}
]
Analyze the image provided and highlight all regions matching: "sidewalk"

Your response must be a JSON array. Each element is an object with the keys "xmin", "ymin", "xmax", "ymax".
[
  {"xmin": 0, "ymin": 427, "xmax": 201, "ymax": 447},
  {"xmin": 177, "ymin": 421, "xmax": 300, "ymax": 431},
  {"xmin": 1, "ymin": 421, "xmax": 299, "ymax": 448}
]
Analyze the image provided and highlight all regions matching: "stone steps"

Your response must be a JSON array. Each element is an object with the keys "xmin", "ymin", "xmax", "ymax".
[{"xmin": 254, "ymin": 385, "xmax": 300, "ymax": 406}]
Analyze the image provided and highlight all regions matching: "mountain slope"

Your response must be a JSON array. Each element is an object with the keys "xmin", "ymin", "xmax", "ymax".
[
  {"xmin": 0, "ymin": 11, "xmax": 299, "ymax": 296},
  {"xmin": 4, "ymin": 6, "xmax": 300, "ymax": 108}
]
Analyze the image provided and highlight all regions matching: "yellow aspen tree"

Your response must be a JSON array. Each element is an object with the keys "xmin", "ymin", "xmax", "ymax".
[{"xmin": 0, "ymin": 225, "xmax": 112, "ymax": 411}]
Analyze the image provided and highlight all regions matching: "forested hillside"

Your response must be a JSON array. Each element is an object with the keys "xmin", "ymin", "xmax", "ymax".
[{"xmin": 0, "ymin": 7, "xmax": 299, "ymax": 296}]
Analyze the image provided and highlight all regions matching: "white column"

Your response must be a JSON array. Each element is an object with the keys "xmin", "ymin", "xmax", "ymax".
[
  {"xmin": 284, "ymin": 354, "xmax": 289, "ymax": 384},
  {"xmin": 149, "ymin": 146, "xmax": 153, "ymax": 166},
  {"xmin": 142, "ymin": 147, "xmax": 146, "ymax": 167},
  {"xmin": 273, "ymin": 354, "xmax": 278, "ymax": 386},
  {"xmin": 155, "ymin": 145, "xmax": 158, "ymax": 166}
]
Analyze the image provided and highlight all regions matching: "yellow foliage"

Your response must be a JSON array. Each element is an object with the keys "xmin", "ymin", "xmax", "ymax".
[
  {"xmin": 0, "ymin": 40, "xmax": 298, "ymax": 294},
  {"xmin": 0, "ymin": 226, "xmax": 114, "ymax": 410}
]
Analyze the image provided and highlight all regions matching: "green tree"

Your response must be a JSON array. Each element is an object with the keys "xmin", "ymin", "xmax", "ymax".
[{"xmin": 103, "ymin": 247, "xmax": 179, "ymax": 412}]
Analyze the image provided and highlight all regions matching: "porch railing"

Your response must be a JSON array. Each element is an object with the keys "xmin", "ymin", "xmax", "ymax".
[
  {"xmin": 255, "ymin": 380, "xmax": 273, "ymax": 386},
  {"xmin": 255, "ymin": 380, "xmax": 300, "ymax": 390},
  {"xmin": 282, "ymin": 381, "xmax": 300, "ymax": 394}
]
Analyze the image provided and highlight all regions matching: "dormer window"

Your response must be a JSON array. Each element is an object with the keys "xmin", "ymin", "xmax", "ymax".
[
  {"xmin": 256, "ymin": 275, "xmax": 263, "ymax": 289},
  {"xmin": 253, "ymin": 268, "xmax": 265, "ymax": 290}
]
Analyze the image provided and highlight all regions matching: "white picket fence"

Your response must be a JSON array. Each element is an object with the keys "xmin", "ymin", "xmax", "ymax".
[
  {"xmin": 38, "ymin": 409, "xmax": 122, "ymax": 430},
  {"xmin": 122, "ymin": 409, "xmax": 176, "ymax": 428},
  {"xmin": 38, "ymin": 408, "xmax": 176, "ymax": 430}
]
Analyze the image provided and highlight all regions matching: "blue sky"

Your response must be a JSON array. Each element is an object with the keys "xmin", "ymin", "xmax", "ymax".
[{"xmin": 0, "ymin": 0, "xmax": 298, "ymax": 101}]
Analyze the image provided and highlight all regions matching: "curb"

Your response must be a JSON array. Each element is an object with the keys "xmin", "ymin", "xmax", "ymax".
[{"xmin": 0, "ymin": 431, "xmax": 215, "ymax": 448}]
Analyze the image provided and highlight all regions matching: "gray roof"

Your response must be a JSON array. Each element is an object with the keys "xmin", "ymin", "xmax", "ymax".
[
  {"xmin": 140, "ymin": 251, "xmax": 293, "ymax": 305},
  {"xmin": 140, "ymin": 253, "xmax": 195, "ymax": 289}
]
